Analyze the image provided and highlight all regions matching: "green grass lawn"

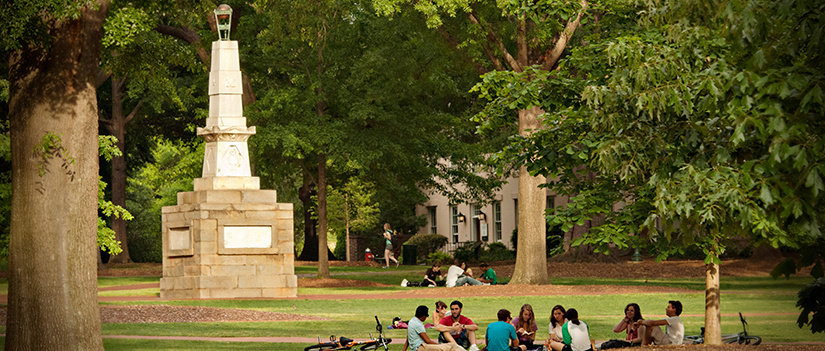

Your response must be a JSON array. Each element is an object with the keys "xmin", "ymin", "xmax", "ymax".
[{"xmin": 2, "ymin": 266, "xmax": 821, "ymax": 350}]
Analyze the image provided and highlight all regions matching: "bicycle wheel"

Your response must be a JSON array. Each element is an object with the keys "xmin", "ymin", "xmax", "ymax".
[
  {"xmin": 304, "ymin": 343, "xmax": 337, "ymax": 351},
  {"xmin": 683, "ymin": 335, "xmax": 703, "ymax": 344},
  {"xmin": 359, "ymin": 341, "xmax": 377, "ymax": 350},
  {"xmin": 739, "ymin": 336, "xmax": 762, "ymax": 345}
]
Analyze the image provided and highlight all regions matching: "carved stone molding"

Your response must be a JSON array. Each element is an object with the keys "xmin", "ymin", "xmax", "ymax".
[{"xmin": 197, "ymin": 125, "xmax": 256, "ymax": 142}]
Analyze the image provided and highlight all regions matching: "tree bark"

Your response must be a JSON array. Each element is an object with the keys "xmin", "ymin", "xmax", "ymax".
[
  {"xmin": 297, "ymin": 176, "xmax": 319, "ymax": 261},
  {"xmin": 6, "ymin": 2, "xmax": 108, "ymax": 350},
  {"xmin": 102, "ymin": 77, "xmax": 132, "ymax": 264},
  {"xmin": 705, "ymin": 261, "xmax": 722, "ymax": 344},
  {"xmin": 509, "ymin": 106, "xmax": 550, "ymax": 285},
  {"xmin": 317, "ymin": 154, "xmax": 331, "ymax": 278}
]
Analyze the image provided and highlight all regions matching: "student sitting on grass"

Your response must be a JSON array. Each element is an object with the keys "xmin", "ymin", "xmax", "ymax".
[
  {"xmin": 403, "ymin": 305, "xmax": 464, "ymax": 351},
  {"xmin": 477, "ymin": 262, "xmax": 497, "ymax": 285},
  {"xmin": 486, "ymin": 309, "xmax": 526, "ymax": 351},
  {"xmin": 512, "ymin": 304, "xmax": 539, "ymax": 350},
  {"xmin": 635, "ymin": 300, "xmax": 684, "ymax": 346},
  {"xmin": 549, "ymin": 308, "xmax": 594, "ymax": 351},
  {"xmin": 544, "ymin": 304, "xmax": 566, "ymax": 349},
  {"xmin": 600, "ymin": 303, "xmax": 645, "ymax": 349},
  {"xmin": 445, "ymin": 260, "xmax": 482, "ymax": 287}
]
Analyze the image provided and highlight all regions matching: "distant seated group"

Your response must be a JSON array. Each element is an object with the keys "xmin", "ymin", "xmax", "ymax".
[
  {"xmin": 402, "ymin": 260, "xmax": 497, "ymax": 287},
  {"xmin": 403, "ymin": 299, "xmax": 685, "ymax": 351}
]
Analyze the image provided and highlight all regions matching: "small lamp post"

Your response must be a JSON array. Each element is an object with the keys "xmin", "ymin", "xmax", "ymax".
[
  {"xmin": 214, "ymin": 4, "xmax": 233, "ymax": 41},
  {"xmin": 631, "ymin": 248, "xmax": 643, "ymax": 262}
]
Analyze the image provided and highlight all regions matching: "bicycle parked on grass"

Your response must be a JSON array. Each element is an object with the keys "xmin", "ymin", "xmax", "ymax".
[
  {"xmin": 682, "ymin": 312, "xmax": 762, "ymax": 345},
  {"xmin": 304, "ymin": 316, "xmax": 393, "ymax": 351}
]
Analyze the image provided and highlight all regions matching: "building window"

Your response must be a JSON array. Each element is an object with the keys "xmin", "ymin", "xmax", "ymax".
[
  {"xmin": 451, "ymin": 205, "xmax": 459, "ymax": 243},
  {"xmin": 428, "ymin": 206, "xmax": 437, "ymax": 234},
  {"xmin": 546, "ymin": 195, "xmax": 555, "ymax": 211},
  {"xmin": 494, "ymin": 201, "xmax": 502, "ymax": 242}
]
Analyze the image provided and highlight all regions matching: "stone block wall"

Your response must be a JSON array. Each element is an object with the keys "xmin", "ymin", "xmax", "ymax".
[{"xmin": 160, "ymin": 188, "xmax": 297, "ymax": 299}]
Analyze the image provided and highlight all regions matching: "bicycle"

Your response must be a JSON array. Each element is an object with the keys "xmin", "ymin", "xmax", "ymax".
[
  {"xmin": 682, "ymin": 312, "xmax": 762, "ymax": 345},
  {"xmin": 304, "ymin": 316, "xmax": 393, "ymax": 351}
]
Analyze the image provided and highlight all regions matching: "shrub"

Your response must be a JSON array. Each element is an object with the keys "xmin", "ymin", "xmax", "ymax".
[
  {"xmin": 480, "ymin": 242, "xmax": 515, "ymax": 261},
  {"xmin": 404, "ymin": 233, "xmax": 448, "ymax": 260},
  {"xmin": 454, "ymin": 241, "xmax": 482, "ymax": 263},
  {"xmin": 426, "ymin": 251, "xmax": 452, "ymax": 265}
]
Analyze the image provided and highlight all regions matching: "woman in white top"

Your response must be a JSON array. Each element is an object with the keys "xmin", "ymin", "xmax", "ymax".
[
  {"xmin": 551, "ymin": 308, "xmax": 593, "ymax": 351},
  {"xmin": 544, "ymin": 305, "xmax": 566, "ymax": 350}
]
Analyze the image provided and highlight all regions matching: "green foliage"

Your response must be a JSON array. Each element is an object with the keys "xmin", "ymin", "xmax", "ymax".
[
  {"xmin": 796, "ymin": 277, "xmax": 825, "ymax": 333},
  {"xmin": 771, "ymin": 236, "xmax": 825, "ymax": 333},
  {"xmin": 98, "ymin": 136, "xmax": 132, "ymax": 255},
  {"xmin": 125, "ymin": 139, "xmax": 202, "ymax": 262},
  {"xmin": 478, "ymin": 242, "xmax": 515, "ymax": 261},
  {"xmin": 453, "ymin": 241, "xmax": 482, "ymax": 263},
  {"xmin": 0, "ymin": 0, "xmax": 92, "ymax": 51},
  {"xmin": 34, "ymin": 132, "xmax": 75, "ymax": 177},
  {"xmin": 404, "ymin": 233, "xmax": 448, "ymax": 260},
  {"xmin": 425, "ymin": 251, "xmax": 452, "ymax": 265}
]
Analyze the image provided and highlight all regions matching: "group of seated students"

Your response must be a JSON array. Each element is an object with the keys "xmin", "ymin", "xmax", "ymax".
[
  {"xmin": 404, "ymin": 300, "xmax": 685, "ymax": 351},
  {"xmin": 404, "ymin": 260, "xmax": 497, "ymax": 287}
]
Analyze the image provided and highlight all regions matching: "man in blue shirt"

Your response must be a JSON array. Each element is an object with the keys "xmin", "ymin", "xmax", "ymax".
[
  {"xmin": 404, "ymin": 305, "xmax": 464, "ymax": 351},
  {"xmin": 485, "ymin": 309, "xmax": 526, "ymax": 351}
]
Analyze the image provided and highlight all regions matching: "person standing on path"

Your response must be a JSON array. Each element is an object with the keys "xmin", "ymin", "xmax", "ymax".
[
  {"xmin": 403, "ymin": 305, "xmax": 465, "ymax": 351},
  {"xmin": 383, "ymin": 223, "xmax": 399, "ymax": 268}
]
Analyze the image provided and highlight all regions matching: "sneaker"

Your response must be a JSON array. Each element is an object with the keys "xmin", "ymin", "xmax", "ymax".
[
  {"xmin": 395, "ymin": 260, "xmax": 400, "ymax": 268},
  {"xmin": 468, "ymin": 345, "xmax": 480, "ymax": 351},
  {"xmin": 428, "ymin": 284, "xmax": 435, "ymax": 287},
  {"xmin": 401, "ymin": 279, "xmax": 409, "ymax": 287}
]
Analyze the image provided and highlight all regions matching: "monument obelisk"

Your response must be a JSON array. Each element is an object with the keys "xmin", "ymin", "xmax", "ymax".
[{"xmin": 160, "ymin": 4, "xmax": 297, "ymax": 299}]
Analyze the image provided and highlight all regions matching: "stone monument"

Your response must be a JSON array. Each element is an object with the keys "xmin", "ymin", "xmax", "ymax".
[{"xmin": 160, "ymin": 4, "xmax": 297, "ymax": 299}]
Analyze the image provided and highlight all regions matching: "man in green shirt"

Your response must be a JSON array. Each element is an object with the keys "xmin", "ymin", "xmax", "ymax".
[{"xmin": 478, "ymin": 262, "xmax": 497, "ymax": 285}]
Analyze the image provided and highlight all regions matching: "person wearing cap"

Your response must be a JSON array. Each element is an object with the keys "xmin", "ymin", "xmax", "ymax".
[
  {"xmin": 403, "ymin": 305, "xmax": 465, "ymax": 351},
  {"xmin": 477, "ymin": 262, "xmax": 497, "ymax": 285}
]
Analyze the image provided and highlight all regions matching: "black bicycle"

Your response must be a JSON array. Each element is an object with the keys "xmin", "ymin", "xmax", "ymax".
[
  {"xmin": 682, "ymin": 312, "xmax": 762, "ymax": 345},
  {"xmin": 304, "ymin": 316, "xmax": 393, "ymax": 351}
]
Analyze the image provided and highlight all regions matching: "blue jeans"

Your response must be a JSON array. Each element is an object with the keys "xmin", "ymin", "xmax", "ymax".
[{"xmin": 455, "ymin": 275, "xmax": 482, "ymax": 287}]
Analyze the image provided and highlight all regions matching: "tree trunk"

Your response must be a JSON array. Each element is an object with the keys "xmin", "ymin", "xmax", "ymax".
[
  {"xmin": 297, "ymin": 177, "xmax": 319, "ymax": 261},
  {"xmin": 510, "ymin": 106, "xmax": 550, "ymax": 285},
  {"xmin": 104, "ymin": 77, "xmax": 131, "ymax": 264},
  {"xmin": 704, "ymin": 261, "xmax": 722, "ymax": 344},
  {"xmin": 317, "ymin": 154, "xmax": 331, "ymax": 278},
  {"xmin": 6, "ymin": 3, "xmax": 108, "ymax": 350},
  {"xmin": 345, "ymin": 193, "xmax": 351, "ymax": 261}
]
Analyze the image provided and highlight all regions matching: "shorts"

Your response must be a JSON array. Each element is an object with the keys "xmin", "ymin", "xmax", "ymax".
[{"xmin": 385, "ymin": 243, "xmax": 394, "ymax": 252}]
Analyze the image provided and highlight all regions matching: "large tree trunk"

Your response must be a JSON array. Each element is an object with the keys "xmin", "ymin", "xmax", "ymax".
[
  {"xmin": 705, "ymin": 262, "xmax": 722, "ymax": 344},
  {"xmin": 297, "ymin": 177, "xmax": 319, "ymax": 261},
  {"xmin": 510, "ymin": 106, "xmax": 550, "ymax": 285},
  {"xmin": 6, "ymin": 3, "xmax": 108, "ymax": 350},
  {"xmin": 317, "ymin": 154, "xmax": 331, "ymax": 278},
  {"xmin": 104, "ymin": 77, "xmax": 131, "ymax": 264}
]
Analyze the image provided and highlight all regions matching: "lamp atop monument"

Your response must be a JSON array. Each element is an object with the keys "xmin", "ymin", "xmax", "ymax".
[{"xmin": 214, "ymin": 4, "xmax": 233, "ymax": 41}]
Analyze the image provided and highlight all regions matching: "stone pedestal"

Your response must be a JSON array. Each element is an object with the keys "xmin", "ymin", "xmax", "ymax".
[
  {"xmin": 160, "ymin": 189, "xmax": 297, "ymax": 299},
  {"xmin": 160, "ymin": 38, "xmax": 297, "ymax": 299}
]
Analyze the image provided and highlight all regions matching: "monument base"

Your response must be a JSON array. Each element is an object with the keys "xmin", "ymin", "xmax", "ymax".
[{"xmin": 160, "ymin": 182, "xmax": 297, "ymax": 299}]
